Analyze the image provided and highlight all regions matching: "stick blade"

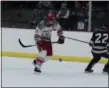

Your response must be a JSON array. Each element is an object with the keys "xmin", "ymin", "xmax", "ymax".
[
  {"xmin": 18, "ymin": 39, "xmax": 33, "ymax": 48},
  {"xmin": 18, "ymin": 38, "xmax": 27, "ymax": 47}
]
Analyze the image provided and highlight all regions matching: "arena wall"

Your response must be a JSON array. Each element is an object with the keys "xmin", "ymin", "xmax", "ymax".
[{"xmin": 2, "ymin": 28, "xmax": 107, "ymax": 63}]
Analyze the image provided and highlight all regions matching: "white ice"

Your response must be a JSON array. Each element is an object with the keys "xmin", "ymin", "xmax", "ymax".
[{"xmin": 2, "ymin": 57, "xmax": 108, "ymax": 87}]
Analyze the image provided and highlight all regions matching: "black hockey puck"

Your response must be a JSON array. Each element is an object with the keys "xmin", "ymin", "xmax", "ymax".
[{"xmin": 58, "ymin": 58, "xmax": 63, "ymax": 62}]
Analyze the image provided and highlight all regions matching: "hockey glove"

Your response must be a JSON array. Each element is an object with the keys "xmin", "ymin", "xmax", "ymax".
[
  {"xmin": 57, "ymin": 35, "xmax": 65, "ymax": 44},
  {"xmin": 89, "ymin": 40, "xmax": 93, "ymax": 47},
  {"xmin": 89, "ymin": 42, "xmax": 93, "ymax": 47}
]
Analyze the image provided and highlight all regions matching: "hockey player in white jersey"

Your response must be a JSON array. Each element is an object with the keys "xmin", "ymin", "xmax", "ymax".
[{"xmin": 33, "ymin": 13, "xmax": 65, "ymax": 73}]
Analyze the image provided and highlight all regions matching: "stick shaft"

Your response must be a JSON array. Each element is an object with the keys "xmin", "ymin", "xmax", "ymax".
[
  {"xmin": 18, "ymin": 39, "xmax": 57, "ymax": 48},
  {"xmin": 64, "ymin": 36, "xmax": 89, "ymax": 44}
]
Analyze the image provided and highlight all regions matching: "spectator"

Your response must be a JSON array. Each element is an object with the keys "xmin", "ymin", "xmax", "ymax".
[
  {"xmin": 71, "ymin": 2, "xmax": 86, "ymax": 31},
  {"xmin": 56, "ymin": 2, "xmax": 70, "ymax": 30},
  {"xmin": 29, "ymin": 2, "xmax": 47, "ymax": 28},
  {"xmin": 16, "ymin": 5, "xmax": 23, "ymax": 19},
  {"xmin": 41, "ymin": 1, "xmax": 53, "ymax": 9},
  {"xmin": 82, "ymin": 2, "xmax": 89, "ymax": 30},
  {"xmin": 48, "ymin": 8, "xmax": 57, "ymax": 15},
  {"xmin": 29, "ymin": 9, "xmax": 38, "ymax": 28}
]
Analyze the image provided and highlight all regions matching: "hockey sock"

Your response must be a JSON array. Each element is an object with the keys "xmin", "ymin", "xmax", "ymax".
[
  {"xmin": 35, "ymin": 56, "xmax": 52, "ymax": 69},
  {"xmin": 35, "ymin": 57, "xmax": 45, "ymax": 69},
  {"xmin": 85, "ymin": 58, "xmax": 100, "ymax": 70}
]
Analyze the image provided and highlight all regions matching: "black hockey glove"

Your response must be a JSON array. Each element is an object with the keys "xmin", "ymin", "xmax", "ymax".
[
  {"xmin": 89, "ymin": 42, "xmax": 93, "ymax": 47},
  {"xmin": 89, "ymin": 40, "xmax": 93, "ymax": 47},
  {"xmin": 57, "ymin": 35, "xmax": 65, "ymax": 44}
]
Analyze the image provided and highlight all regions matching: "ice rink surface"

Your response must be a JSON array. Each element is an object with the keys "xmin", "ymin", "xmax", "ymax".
[{"xmin": 2, "ymin": 57, "xmax": 108, "ymax": 87}]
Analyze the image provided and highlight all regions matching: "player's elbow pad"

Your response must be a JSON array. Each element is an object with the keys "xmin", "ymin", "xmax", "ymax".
[{"xmin": 57, "ymin": 29, "xmax": 63, "ymax": 36}]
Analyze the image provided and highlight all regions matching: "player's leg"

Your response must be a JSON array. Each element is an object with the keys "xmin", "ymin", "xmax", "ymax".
[
  {"xmin": 33, "ymin": 41, "xmax": 46, "ymax": 73},
  {"xmin": 85, "ymin": 52, "xmax": 101, "ymax": 73},
  {"xmin": 102, "ymin": 53, "xmax": 109, "ymax": 73},
  {"xmin": 33, "ymin": 42, "xmax": 43, "ymax": 65},
  {"xmin": 103, "ymin": 60, "xmax": 109, "ymax": 73},
  {"xmin": 33, "ymin": 40, "xmax": 43, "ymax": 63},
  {"xmin": 34, "ymin": 41, "xmax": 52, "ymax": 73},
  {"xmin": 34, "ymin": 50, "xmax": 47, "ymax": 73}
]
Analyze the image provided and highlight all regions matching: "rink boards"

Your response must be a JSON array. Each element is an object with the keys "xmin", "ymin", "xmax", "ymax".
[
  {"xmin": 2, "ymin": 28, "xmax": 108, "ymax": 64},
  {"xmin": 2, "ymin": 51, "xmax": 107, "ymax": 63}
]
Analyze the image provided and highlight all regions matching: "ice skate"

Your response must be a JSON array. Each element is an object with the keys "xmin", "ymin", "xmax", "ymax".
[
  {"xmin": 34, "ymin": 67, "xmax": 41, "ymax": 73},
  {"xmin": 103, "ymin": 68, "xmax": 109, "ymax": 74},
  {"xmin": 85, "ymin": 69, "xmax": 93, "ymax": 73}
]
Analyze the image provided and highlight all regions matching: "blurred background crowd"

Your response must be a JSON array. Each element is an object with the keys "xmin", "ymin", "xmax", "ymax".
[{"xmin": 1, "ymin": 1, "xmax": 109, "ymax": 32}]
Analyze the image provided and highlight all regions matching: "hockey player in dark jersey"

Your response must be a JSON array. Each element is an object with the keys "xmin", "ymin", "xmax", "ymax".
[{"xmin": 85, "ymin": 26, "xmax": 109, "ymax": 73}]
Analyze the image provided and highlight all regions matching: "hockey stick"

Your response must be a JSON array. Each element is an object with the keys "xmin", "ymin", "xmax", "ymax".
[
  {"xmin": 18, "ymin": 38, "xmax": 57, "ymax": 48},
  {"xmin": 64, "ymin": 36, "xmax": 89, "ymax": 44},
  {"xmin": 19, "ymin": 36, "xmax": 89, "ymax": 48},
  {"xmin": 18, "ymin": 39, "xmax": 35, "ymax": 47}
]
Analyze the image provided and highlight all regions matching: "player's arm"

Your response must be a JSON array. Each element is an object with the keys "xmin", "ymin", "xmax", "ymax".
[
  {"xmin": 57, "ymin": 29, "xmax": 65, "ymax": 44},
  {"xmin": 89, "ymin": 32, "xmax": 95, "ymax": 47},
  {"xmin": 34, "ymin": 23, "xmax": 42, "ymax": 42},
  {"xmin": 54, "ymin": 23, "xmax": 65, "ymax": 44}
]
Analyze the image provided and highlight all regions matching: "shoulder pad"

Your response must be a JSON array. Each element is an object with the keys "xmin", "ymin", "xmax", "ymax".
[{"xmin": 37, "ymin": 20, "xmax": 45, "ymax": 29}]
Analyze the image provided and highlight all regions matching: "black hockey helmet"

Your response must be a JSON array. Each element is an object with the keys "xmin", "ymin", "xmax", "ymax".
[{"xmin": 101, "ymin": 26, "xmax": 107, "ymax": 30}]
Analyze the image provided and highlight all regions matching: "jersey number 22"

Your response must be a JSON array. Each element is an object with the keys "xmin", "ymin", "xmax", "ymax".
[{"xmin": 95, "ymin": 33, "xmax": 108, "ymax": 44}]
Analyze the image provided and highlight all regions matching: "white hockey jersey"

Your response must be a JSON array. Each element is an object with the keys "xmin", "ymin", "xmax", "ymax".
[{"xmin": 34, "ymin": 20, "xmax": 63, "ymax": 41}]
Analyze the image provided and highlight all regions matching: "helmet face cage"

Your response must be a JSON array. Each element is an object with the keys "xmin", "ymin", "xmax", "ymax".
[{"xmin": 46, "ymin": 13, "xmax": 56, "ymax": 25}]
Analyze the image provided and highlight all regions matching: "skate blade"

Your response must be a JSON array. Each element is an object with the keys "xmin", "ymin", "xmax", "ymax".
[
  {"xmin": 33, "ymin": 71, "xmax": 41, "ymax": 75},
  {"xmin": 102, "ymin": 71, "xmax": 109, "ymax": 74},
  {"xmin": 84, "ymin": 71, "xmax": 93, "ymax": 73}
]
